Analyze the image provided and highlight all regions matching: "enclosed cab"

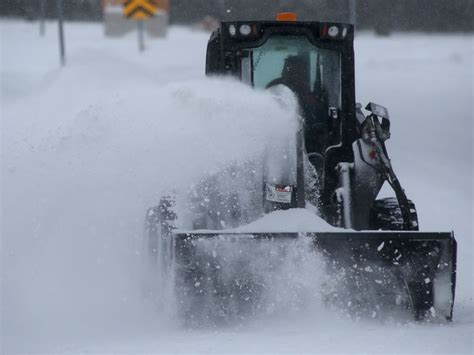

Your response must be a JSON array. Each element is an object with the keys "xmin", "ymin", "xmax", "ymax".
[{"xmin": 205, "ymin": 18, "xmax": 359, "ymax": 223}]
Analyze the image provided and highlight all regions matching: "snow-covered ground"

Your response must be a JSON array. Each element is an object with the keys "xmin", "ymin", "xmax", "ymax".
[{"xmin": 1, "ymin": 20, "xmax": 473, "ymax": 354}]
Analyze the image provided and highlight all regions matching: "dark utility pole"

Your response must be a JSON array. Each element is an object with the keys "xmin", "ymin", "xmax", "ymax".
[
  {"xmin": 57, "ymin": 0, "xmax": 66, "ymax": 66},
  {"xmin": 39, "ymin": 0, "xmax": 46, "ymax": 36}
]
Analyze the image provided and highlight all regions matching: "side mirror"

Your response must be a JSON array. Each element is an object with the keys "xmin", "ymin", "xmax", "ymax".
[
  {"xmin": 365, "ymin": 102, "xmax": 391, "ymax": 141},
  {"xmin": 366, "ymin": 102, "xmax": 389, "ymax": 120}
]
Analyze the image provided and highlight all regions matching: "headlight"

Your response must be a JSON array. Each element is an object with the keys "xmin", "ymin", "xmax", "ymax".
[
  {"xmin": 328, "ymin": 26, "xmax": 340, "ymax": 37},
  {"xmin": 228, "ymin": 24, "xmax": 236, "ymax": 37},
  {"xmin": 239, "ymin": 24, "xmax": 252, "ymax": 36}
]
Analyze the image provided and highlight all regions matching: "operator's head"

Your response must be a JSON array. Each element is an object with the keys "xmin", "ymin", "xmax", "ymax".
[{"xmin": 281, "ymin": 55, "xmax": 308, "ymax": 92}]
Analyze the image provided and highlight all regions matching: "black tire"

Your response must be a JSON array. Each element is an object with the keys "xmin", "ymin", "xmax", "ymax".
[
  {"xmin": 370, "ymin": 197, "xmax": 419, "ymax": 231},
  {"xmin": 143, "ymin": 196, "xmax": 178, "ymax": 312},
  {"xmin": 144, "ymin": 196, "xmax": 176, "ymax": 277},
  {"xmin": 369, "ymin": 198, "xmax": 443, "ymax": 321},
  {"xmin": 145, "ymin": 206, "xmax": 161, "ymax": 265}
]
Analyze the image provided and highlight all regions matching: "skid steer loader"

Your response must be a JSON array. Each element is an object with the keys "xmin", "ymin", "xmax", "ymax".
[{"xmin": 145, "ymin": 14, "xmax": 457, "ymax": 323}]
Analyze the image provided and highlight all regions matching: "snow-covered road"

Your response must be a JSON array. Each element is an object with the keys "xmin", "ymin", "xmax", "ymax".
[{"xmin": 1, "ymin": 20, "xmax": 473, "ymax": 354}]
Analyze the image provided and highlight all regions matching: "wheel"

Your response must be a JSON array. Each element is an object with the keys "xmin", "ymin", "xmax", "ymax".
[
  {"xmin": 145, "ymin": 206, "xmax": 161, "ymax": 266},
  {"xmin": 145, "ymin": 196, "xmax": 176, "ymax": 266},
  {"xmin": 370, "ymin": 197, "xmax": 418, "ymax": 231},
  {"xmin": 143, "ymin": 196, "xmax": 177, "ymax": 307},
  {"xmin": 368, "ymin": 198, "xmax": 447, "ymax": 321}
]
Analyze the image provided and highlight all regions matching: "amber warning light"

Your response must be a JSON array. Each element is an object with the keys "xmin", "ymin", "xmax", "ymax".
[{"xmin": 276, "ymin": 12, "xmax": 298, "ymax": 22}]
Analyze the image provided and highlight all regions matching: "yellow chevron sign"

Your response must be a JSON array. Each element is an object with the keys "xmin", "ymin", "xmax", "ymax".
[{"xmin": 123, "ymin": 0, "xmax": 157, "ymax": 20}]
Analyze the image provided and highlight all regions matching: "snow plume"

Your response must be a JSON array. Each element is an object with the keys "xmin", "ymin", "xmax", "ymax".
[
  {"xmin": 2, "ymin": 77, "xmax": 300, "ymax": 346},
  {"xmin": 176, "ymin": 235, "xmax": 328, "ymax": 327}
]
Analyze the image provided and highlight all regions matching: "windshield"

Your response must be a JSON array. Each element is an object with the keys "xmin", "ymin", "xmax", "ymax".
[
  {"xmin": 241, "ymin": 35, "xmax": 342, "ymax": 154},
  {"xmin": 242, "ymin": 35, "xmax": 341, "ymax": 108}
]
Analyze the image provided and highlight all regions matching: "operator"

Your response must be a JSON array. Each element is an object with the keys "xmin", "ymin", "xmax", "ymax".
[
  {"xmin": 266, "ymin": 55, "xmax": 310, "ymax": 97},
  {"xmin": 266, "ymin": 55, "xmax": 328, "ymax": 154}
]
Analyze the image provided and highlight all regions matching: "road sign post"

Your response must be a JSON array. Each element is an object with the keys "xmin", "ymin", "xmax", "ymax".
[
  {"xmin": 137, "ymin": 20, "xmax": 145, "ymax": 52},
  {"xmin": 123, "ymin": 0, "xmax": 158, "ymax": 52}
]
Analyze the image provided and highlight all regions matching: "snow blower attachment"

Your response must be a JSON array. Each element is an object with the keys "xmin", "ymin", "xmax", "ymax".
[{"xmin": 145, "ymin": 18, "xmax": 456, "ymax": 323}]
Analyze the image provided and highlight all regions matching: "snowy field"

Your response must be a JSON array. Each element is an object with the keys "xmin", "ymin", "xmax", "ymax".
[{"xmin": 1, "ymin": 20, "xmax": 473, "ymax": 354}]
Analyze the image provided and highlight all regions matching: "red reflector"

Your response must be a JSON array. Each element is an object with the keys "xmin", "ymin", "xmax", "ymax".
[
  {"xmin": 252, "ymin": 24, "xmax": 257, "ymax": 35},
  {"xmin": 320, "ymin": 23, "xmax": 328, "ymax": 36},
  {"xmin": 276, "ymin": 12, "xmax": 298, "ymax": 22}
]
